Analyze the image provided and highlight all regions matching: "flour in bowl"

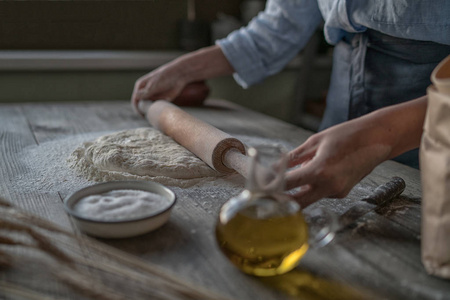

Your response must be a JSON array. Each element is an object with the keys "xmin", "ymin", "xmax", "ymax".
[{"xmin": 73, "ymin": 189, "xmax": 169, "ymax": 221}]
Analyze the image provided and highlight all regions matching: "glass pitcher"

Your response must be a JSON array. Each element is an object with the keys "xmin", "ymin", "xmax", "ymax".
[{"xmin": 215, "ymin": 145, "xmax": 337, "ymax": 277}]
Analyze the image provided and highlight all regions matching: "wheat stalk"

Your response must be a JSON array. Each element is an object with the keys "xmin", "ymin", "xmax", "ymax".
[{"xmin": 0, "ymin": 197, "xmax": 231, "ymax": 300}]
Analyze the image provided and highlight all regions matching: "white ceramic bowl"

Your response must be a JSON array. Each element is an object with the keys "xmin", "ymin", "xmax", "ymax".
[{"xmin": 64, "ymin": 181, "xmax": 176, "ymax": 239}]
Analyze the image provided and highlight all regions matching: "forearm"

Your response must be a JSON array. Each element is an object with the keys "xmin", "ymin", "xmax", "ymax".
[
  {"xmin": 217, "ymin": 0, "xmax": 322, "ymax": 87},
  {"xmin": 363, "ymin": 95, "xmax": 428, "ymax": 159},
  {"xmin": 170, "ymin": 45, "xmax": 235, "ymax": 84}
]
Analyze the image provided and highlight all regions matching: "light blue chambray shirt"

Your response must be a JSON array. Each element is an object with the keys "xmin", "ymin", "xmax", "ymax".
[{"xmin": 217, "ymin": 0, "xmax": 450, "ymax": 88}]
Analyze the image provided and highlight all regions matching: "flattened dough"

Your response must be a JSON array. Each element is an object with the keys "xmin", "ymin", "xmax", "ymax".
[{"xmin": 68, "ymin": 128, "xmax": 220, "ymax": 186}]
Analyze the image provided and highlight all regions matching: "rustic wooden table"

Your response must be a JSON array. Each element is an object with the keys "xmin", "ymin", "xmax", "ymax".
[{"xmin": 1, "ymin": 99, "xmax": 449, "ymax": 300}]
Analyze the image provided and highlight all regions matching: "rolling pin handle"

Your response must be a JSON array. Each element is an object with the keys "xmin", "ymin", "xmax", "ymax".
[
  {"xmin": 145, "ymin": 100, "xmax": 248, "ymax": 175},
  {"xmin": 137, "ymin": 100, "xmax": 155, "ymax": 117}
]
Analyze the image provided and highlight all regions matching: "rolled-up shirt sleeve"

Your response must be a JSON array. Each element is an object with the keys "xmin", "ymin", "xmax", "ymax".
[{"xmin": 217, "ymin": 0, "xmax": 323, "ymax": 88}]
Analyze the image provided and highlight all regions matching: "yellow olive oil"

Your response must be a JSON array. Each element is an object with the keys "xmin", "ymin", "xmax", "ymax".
[{"xmin": 215, "ymin": 196, "xmax": 309, "ymax": 276}]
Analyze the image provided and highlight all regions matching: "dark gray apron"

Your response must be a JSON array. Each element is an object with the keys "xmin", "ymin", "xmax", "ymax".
[{"xmin": 320, "ymin": 30, "xmax": 450, "ymax": 169}]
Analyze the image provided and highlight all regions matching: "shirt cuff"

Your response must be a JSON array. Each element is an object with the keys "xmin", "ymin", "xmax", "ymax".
[{"xmin": 216, "ymin": 31, "xmax": 267, "ymax": 89}]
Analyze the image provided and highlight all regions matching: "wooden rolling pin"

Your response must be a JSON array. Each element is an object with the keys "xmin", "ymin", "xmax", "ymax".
[{"xmin": 139, "ymin": 100, "xmax": 250, "ymax": 177}]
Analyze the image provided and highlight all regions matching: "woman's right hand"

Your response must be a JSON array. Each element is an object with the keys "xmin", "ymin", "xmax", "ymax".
[
  {"xmin": 130, "ymin": 45, "xmax": 234, "ymax": 117},
  {"xmin": 131, "ymin": 62, "xmax": 188, "ymax": 116}
]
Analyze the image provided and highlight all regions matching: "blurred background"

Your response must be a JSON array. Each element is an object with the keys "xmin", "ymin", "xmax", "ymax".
[{"xmin": 0, "ymin": 0, "xmax": 332, "ymax": 131}]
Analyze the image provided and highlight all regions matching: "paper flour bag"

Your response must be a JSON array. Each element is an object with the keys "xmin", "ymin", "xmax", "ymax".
[{"xmin": 420, "ymin": 55, "xmax": 450, "ymax": 279}]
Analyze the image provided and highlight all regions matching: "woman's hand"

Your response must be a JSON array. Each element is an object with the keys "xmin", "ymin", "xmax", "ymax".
[
  {"xmin": 285, "ymin": 95, "xmax": 427, "ymax": 207},
  {"xmin": 285, "ymin": 119, "xmax": 392, "ymax": 207},
  {"xmin": 131, "ymin": 45, "xmax": 234, "ymax": 116},
  {"xmin": 131, "ymin": 63, "xmax": 187, "ymax": 116}
]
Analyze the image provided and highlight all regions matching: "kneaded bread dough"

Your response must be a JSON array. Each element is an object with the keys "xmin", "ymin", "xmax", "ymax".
[{"xmin": 68, "ymin": 128, "xmax": 220, "ymax": 187}]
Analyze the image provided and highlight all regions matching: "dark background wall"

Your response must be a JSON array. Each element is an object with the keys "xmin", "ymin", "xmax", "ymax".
[
  {"xmin": 0, "ymin": 0, "xmax": 331, "ymax": 128},
  {"xmin": 0, "ymin": 0, "xmax": 242, "ymax": 50}
]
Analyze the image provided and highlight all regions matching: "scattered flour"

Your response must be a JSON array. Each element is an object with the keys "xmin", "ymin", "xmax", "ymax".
[
  {"xmin": 8, "ymin": 128, "xmax": 376, "ymax": 222},
  {"xmin": 11, "ymin": 132, "xmax": 103, "ymax": 196},
  {"xmin": 10, "ymin": 129, "xmax": 293, "ymax": 198},
  {"xmin": 7, "ymin": 128, "xmax": 389, "ymax": 230},
  {"xmin": 73, "ymin": 189, "xmax": 169, "ymax": 221}
]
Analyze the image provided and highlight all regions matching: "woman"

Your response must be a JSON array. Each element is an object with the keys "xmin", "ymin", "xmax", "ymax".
[{"xmin": 131, "ymin": 1, "xmax": 450, "ymax": 205}]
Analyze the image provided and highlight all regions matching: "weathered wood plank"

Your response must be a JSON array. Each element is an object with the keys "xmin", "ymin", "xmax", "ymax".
[
  {"xmin": 0, "ymin": 105, "xmax": 84, "ymax": 299},
  {"xmin": 20, "ymin": 101, "xmax": 148, "ymax": 143},
  {"xmin": 0, "ymin": 105, "xmax": 71, "ymax": 225},
  {"xmin": 7, "ymin": 101, "xmax": 297, "ymax": 299},
  {"xmin": 1, "ymin": 100, "xmax": 446, "ymax": 300}
]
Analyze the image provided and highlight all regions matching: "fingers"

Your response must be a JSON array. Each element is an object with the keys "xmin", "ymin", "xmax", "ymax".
[
  {"xmin": 288, "ymin": 185, "xmax": 323, "ymax": 208},
  {"xmin": 285, "ymin": 139, "xmax": 324, "ymax": 190},
  {"xmin": 137, "ymin": 84, "xmax": 173, "ymax": 102},
  {"xmin": 131, "ymin": 75, "xmax": 180, "ymax": 117},
  {"xmin": 137, "ymin": 100, "xmax": 153, "ymax": 117},
  {"xmin": 285, "ymin": 160, "xmax": 354, "ymax": 207},
  {"xmin": 287, "ymin": 177, "xmax": 345, "ymax": 208},
  {"xmin": 287, "ymin": 139, "xmax": 318, "ymax": 168},
  {"xmin": 285, "ymin": 165, "xmax": 310, "ymax": 191},
  {"xmin": 284, "ymin": 153, "xmax": 345, "ymax": 207},
  {"xmin": 131, "ymin": 77, "xmax": 148, "ymax": 117}
]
